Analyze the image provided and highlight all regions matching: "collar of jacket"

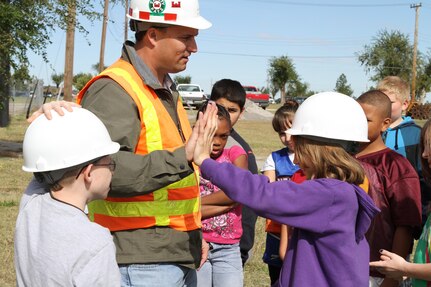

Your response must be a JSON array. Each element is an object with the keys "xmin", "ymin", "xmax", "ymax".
[{"xmin": 121, "ymin": 41, "xmax": 176, "ymax": 93}]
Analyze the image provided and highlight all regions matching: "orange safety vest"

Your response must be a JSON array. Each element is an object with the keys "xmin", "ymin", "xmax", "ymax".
[{"xmin": 77, "ymin": 59, "xmax": 201, "ymax": 232}]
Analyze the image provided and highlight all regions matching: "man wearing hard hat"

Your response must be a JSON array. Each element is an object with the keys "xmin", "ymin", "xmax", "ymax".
[{"xmin": 75, "ymin": 0, "xmax": 212, "ymax": 286}]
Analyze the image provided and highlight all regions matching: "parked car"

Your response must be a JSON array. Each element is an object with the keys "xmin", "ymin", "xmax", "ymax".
[
  {"xmin": 177, "ymin": 84, "xmax": 206, "ymax": 109},
  {"xmin": 242, "ymin": 86, "xmax": 270, "ymax": 109}
]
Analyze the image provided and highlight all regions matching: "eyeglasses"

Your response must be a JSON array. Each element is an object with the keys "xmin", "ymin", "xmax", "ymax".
[{"xmin": 75, "ymin": 158, "xmax": 116, "ymax": 179}]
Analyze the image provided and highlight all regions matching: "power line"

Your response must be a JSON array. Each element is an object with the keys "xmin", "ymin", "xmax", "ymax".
[
  {"xmin": 241, "ymin": 0, "xmax": 413, "ymax": 7},
  {"xmin": 199, "ymin": 51, "xmax": 356, "ymax": 59}
]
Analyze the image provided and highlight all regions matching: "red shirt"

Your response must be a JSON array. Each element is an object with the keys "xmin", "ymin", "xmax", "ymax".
[{"xmin": 357, "ymin": 148, "xmax": 422, "ymax": 277}]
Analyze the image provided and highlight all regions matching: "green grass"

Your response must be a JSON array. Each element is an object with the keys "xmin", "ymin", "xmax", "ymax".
[
  {"xmin": 0, "ymin": 114, "xmax": 27, "ymax": 142},
  {"xmin": 0, "ymin": 156, "xmax": 32, "ymax": 287}
]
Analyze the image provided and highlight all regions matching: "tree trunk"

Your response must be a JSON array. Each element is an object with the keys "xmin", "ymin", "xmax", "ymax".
[
  {"xmin": 281, "ymin": 86, "xmax": 286, "ymax": 105},
  {"xmin": 124, "ymin": 0, "xmax": 128, "ymax": 42},
  {"xmin": 99, "ymin": 0, "xmax": 109, "ymax": 73},
  {"xmin": 0, "ymin": 18, "xmax": 10, "ymax": 127},
  {"xmin": 63, "ymin": 1, "xmax": 76, "ymax": 102}
]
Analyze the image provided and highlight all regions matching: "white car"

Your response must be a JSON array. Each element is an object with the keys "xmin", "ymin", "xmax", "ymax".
[{"xmin": 177, "ymin": 84, "xmax": 206, "ymax": 108}]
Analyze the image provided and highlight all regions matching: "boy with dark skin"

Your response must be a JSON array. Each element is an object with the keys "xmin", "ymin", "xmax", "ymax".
[{"xmin": 356, "ymin": 90, "xmax": 422, "ymax": 287}]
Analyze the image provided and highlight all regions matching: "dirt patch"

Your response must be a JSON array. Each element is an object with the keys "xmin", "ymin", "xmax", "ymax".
[{"xmin": 241, "ymin": 100, "xmax": 273, "ymax": 121}]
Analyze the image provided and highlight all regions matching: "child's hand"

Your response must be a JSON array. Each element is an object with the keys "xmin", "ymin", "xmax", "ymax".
[
  {"xmin": 193, "ymin": 102, "xmax": 218, "ymax": 166},
  {"xmin": 198, "ymin": 239, "xmax": 210, "ymax": 270},
  {"xmin": 27, "ymin": 101, "xmax": 81, "ymax": 122},
  {"xmin": 369, "ymin": 249, "xmax": 406, "ymax": 280}
]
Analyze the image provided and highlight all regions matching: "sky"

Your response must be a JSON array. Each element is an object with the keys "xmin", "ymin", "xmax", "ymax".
[{"xmin": 28, "ymin": 0, "xmax": 431, "ymax": 99}]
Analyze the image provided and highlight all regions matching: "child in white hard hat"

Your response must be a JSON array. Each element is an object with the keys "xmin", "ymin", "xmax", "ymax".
[
  {"xmin": 192, "ymin": 92, "xmax": 380, "ymax": 287},
  {"xmin": 15, "ymin": 107, "xmax": 121, "ymax": 286}
]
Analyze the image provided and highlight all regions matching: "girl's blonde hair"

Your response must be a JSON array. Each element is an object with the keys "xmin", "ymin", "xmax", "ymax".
[{"xmin": 294, "ymin": 136, "xmax": 365, "ymax": 185}]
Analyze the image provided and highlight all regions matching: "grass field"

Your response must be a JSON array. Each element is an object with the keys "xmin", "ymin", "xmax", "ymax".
[{"xmin": 0, "ymin": 109, "xmax": 282, "ymax": 287}]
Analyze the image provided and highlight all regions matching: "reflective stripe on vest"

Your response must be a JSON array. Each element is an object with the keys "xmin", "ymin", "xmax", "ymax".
[{"xmin": 77, "ymin": 59, "xmax": 201, "ymax": 232}]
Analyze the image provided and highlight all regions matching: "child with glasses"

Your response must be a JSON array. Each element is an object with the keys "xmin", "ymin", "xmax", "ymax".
[{"xmin": 15, "ymin": 107, "xmax": 121, "ymax": 286}]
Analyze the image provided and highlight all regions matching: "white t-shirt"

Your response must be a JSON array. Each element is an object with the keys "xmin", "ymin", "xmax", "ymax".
[{"xmin": 15, "ymin": 179, "xmax": 120, "ymax": 287}]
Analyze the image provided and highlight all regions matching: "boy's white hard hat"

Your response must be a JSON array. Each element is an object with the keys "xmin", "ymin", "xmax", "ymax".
[
  {"xmin": 288, "ymin": 92, "xmax": 369, "ymax": 142},
  {"xmin": 22, "ymin": 107, "xmax": 120, "ymax": 172},
  {"xmin": 128, "ymin": 0, "xmax": 211, "ymax": 30}
]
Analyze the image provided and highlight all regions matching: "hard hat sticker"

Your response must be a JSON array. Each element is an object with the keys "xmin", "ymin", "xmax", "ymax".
[
  {"xmin": 149, "ymin": 0, "xmax": 166, "ymax": 15},
  {"xmin": 172, "ymin": 1, "xmax": 181, "ymax": 8}
]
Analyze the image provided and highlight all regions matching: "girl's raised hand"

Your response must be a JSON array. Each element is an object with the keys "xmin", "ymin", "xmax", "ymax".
[{"xmin": 193, "ymin": 101, "xmax": 218, "ymax": 166}]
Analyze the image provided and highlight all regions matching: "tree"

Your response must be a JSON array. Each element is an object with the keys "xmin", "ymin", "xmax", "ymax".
[
  {"xmin": 357, "ymin": 29, "xmax": 413, "ymax": 82},
  {"xmin": 334, "ymin": 73, "xmax": 354, "ymax": 96},
  {"xmin": 268, "ymin": 56, "xmax": 298, "ymax": 104},
  {"xmin": 12, "ymin": 65, "xmax": 31, "ymax": 92},
  {"xmin": 416, "ymin": 53, "xmax": 431, "ymax": 102},
  {"xmin": 260, "ymin": 87, "xmax": 270, "ymax": 94},
  {"xmin": 0, "ymin": 0, "xmax": 101, "ymax": 126},
  {"xmin": 268, "ymin": 83, "xmax": 278, "ymax": 99},
  {"xmin": 357, "ymin": 29, "xmax": 431, "ymax": 100},
  {"xmin": 174, "ymin": 75, "xmax": 192, "ymax": 84},
  {"xmin": 73, "ymin": 72, "xmax": 93, "ymax": 91},
  {"xmin": 51, "ymin": 73, "xmax": 64, "ymax": 89},
  {"xmin": 286, "ymin": 79, "xmax": 311, "ymax": 99},
  {"xmin": 92, "ymin": 62, "xmax": 108, "ymax": 73}
]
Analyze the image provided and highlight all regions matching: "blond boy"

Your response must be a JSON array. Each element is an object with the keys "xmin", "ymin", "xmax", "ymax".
[{"xmin": 377, "ymin": 76, "xmax": 421, "ymax": 171}]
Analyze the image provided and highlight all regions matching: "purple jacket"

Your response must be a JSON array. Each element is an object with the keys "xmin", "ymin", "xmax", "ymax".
[{"xmin": 200, "ymin": 159, "xmax": 379, "ymax": 287}]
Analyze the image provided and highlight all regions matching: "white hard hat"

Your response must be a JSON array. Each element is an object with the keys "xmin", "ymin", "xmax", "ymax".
[
  {"xmin": 128, "ymin": 0, "xmax": 211, "ymax": 30},
  {"xmin": 288, "ymin": 92, "xmax": 369, "ymax": 142},
  {"xmin": 22, "ymin": 107, "xmax": 120, "ymax": 173}
]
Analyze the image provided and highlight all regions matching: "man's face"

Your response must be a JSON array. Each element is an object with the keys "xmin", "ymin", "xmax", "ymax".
[{"xmin": 154, "ymin": 26, "xmax": 199, "ymax": 74}]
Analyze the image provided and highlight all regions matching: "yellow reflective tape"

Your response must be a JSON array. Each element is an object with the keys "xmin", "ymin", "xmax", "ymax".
[
  {"xmin": 104, "ymin": 68, "xmax": 163, "ymax": 152},
  {"xmin": 168, "ymin": 172, "xmax": 198, "ymax": 188},
  {"xmin": 155, "ymin": 215, "xmax": 170, "ymax": 226},
  {"xmin": 153, "ymin": 187, "xmax": 168, "ymax": 202},
  {"xmin": 89, "ymin": 197, "xmax": 200, "ymax": 218}
]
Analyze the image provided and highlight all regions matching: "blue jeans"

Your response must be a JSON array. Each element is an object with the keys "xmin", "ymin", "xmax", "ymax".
[
  {"xmin": 119, "ymin": 263, "xmax": 197, "ymax": 287},
  {"xmin": 197, "ymin": 242, "xmax": 243, "ymax": 287}
]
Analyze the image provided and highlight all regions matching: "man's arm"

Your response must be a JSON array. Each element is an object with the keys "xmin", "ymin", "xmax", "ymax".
[{"xmin": 81, "ymin": 79, "xmax": 194, "ymax": 196}]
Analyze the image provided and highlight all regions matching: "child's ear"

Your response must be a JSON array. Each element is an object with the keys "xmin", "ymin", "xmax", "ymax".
[
  {"xmin": 401, "ymin": 100, "xmax": 409, "ymax": 112},
  {"xmin": 83, "ymin": 165, "xmax": 94, "ymax": 184},
  {"xmin": 381, "ymin": 117, "xmax": 391, "ymax": 132}
]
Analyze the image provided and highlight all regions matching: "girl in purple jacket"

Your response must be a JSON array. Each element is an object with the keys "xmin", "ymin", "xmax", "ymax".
[{"xmin": 194, "ymin": 93, "xmax": 380, "ymax": 287}]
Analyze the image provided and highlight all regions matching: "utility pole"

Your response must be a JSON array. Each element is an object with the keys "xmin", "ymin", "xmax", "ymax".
[
  {"xmin": 125, "ymin": 0, "xmax": 129, "ymax": 42},
  {"xmin": 410, "ymin": 3, "xmax": 421, "ymax": 106},
  {"xmin": 63, "ymin": 1, "xmax": 76, "ymax": 102},
  {"xmin": 99, "ymin": 0, "xmax": 109, "ymax": 73}
]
